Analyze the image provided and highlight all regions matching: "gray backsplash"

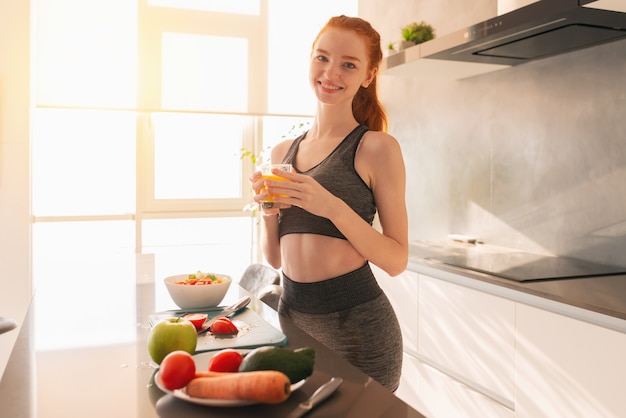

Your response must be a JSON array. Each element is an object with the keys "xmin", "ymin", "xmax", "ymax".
[{"xmin": 376, "ymin": 34, "xmax": 626, "ymax": 266}]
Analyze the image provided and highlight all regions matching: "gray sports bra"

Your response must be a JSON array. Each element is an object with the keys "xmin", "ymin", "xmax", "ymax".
[{"xmin": 278, "ymin": 125, "xmax": 376, "ymax": 240}]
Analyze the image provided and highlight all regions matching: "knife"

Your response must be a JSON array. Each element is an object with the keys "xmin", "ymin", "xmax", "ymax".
[
  {"xmin": 197, "ymin": 296, "xmax": 251, "ymax": 335},
  {"xmin": 286, "ymin": 377, "xmax": 343, "ymax": 418}
]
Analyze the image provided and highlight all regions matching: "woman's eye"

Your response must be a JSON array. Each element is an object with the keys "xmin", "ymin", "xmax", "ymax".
[
  {"xmin": 316, "ymin": 55, "xmax": 328, "ymax": 62},
  {"xmin": 343, "ymin": 62, "xmax": 356, "ymax": 69}
]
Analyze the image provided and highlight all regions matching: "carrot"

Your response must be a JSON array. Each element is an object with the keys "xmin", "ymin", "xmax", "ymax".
[
  {"xmin": 194, "ymin": 370, "xmax": 230, "ymax": 378},
  {"xmin": 185, "ymin": 370, "xmax": 291, "ymax": 404}
]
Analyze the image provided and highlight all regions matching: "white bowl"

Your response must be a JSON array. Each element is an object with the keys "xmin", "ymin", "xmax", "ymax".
[{"xmin": 164, "ymin": 274, "xmax": 232, "ymax": 310}]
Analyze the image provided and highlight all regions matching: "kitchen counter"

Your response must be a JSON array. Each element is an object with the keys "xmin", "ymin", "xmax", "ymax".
[
  {"xmin": 408, "ymin": 241, "xmax": 626, "ymax": 326},
  {"xmin": 0, "ymin": 283, "xmax": 424, "ymax": 418}
]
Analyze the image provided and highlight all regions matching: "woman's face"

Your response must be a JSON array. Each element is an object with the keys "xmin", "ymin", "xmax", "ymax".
[{"xmin": 309, "ymin": 28, "xmax": 375, "ymax": 106}]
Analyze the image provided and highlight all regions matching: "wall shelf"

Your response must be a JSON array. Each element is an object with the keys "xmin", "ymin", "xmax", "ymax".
[{"xmin": 381, "ymin": 42, "xmax": 510, "ymax": 80}]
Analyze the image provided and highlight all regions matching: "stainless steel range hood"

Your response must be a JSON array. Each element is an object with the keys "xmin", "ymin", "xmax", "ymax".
[{"xmin": 421, "ymin": 0, "xmax": 626, "ymax": 67}]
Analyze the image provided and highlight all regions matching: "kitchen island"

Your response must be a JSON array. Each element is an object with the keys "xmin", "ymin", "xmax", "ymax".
[{"xmin": 0, "ymin": 283, "xmax": 425, "ymax": 418}]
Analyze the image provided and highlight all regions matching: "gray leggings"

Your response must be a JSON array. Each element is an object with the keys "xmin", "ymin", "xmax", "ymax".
[{"xmin": 279, "ymin": 263, "xmax": 403, "ymax": 392}]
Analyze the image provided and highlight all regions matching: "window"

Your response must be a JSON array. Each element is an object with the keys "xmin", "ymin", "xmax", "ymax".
[
  {"xmin": 35, "ymin": 0, "xmax": 137, "ymax": 108},
  {"xmin": 161, "ymin": 34, "xmax": 249, "ymax": 112},
  {"xmin": 32, "ymin": 109, "xmax": 136, "ymax": 217},
  {"xmin": 143, "ymin": 113, "xmax": 253, "ymax": 213},
  {"xmin": 148, "ymin": 0, "xmax": 261, "ymax": 15},
  {"xmin": 32, "ymin": 0, "xmax": 356, "ymax": 349}
]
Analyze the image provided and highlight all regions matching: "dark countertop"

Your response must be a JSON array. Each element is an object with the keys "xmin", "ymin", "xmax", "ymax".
[
  {"xmin": 0, "ymin": 284, "xmax": 425, "ymax": 418},
  {"xmin": 408, "ymin": 241, "xmax": 626, "ymax": 323}
]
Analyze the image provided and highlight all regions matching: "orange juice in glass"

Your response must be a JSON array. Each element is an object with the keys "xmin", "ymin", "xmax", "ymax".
[{"xmin": 260, "ymin": 163, "xmax": 292, "ymax": 209}]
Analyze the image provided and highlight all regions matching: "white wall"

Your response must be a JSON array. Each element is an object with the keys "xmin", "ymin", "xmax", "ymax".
[
  {"xmin": 0, "ymin": 0, "xmax": 33, "ymax": 377},
  {"xmin": 359, "ymin": 0, "xmax": 496, "ymax": 49},
  {"xmin": 361, "ymin": 0, "xmax": 626, "ymax": 267}
]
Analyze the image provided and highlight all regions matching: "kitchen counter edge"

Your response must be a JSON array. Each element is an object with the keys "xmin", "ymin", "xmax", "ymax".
[{"xmin": 407, "ymin": 251, "xmax": 626, "ymax": 334}]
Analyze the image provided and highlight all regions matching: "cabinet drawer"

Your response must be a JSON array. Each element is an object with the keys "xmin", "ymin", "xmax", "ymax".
[
  {"xmin": 418, "ymin": 274, "xmax": 516, "ymax": 403},
  {"xmin": 415, "ymin": 359, "xmax": 515, "ymax": 418}
]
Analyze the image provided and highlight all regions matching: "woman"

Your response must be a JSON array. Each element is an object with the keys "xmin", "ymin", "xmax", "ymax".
[{"xmin": 250, "ymin": 15, "xmax": 408, "ymax": 391}]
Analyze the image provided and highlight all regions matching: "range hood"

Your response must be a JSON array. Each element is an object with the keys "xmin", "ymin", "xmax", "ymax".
[{"xmin": 419, "ymin": 0, "xmax": 626, "ymax": 67}]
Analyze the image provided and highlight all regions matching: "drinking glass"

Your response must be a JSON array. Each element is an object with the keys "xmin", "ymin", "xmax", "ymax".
[{"xmin": 260, "ymin": 163, "xmax": 292, "ymax": 209}]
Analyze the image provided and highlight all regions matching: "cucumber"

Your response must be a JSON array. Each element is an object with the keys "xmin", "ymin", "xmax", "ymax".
[{"xmin": 238, "ymin": 346, "xmax": 315, "ymax": 383}]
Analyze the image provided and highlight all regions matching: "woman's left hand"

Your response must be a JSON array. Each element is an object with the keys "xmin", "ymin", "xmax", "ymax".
[{"xmin": 266, "ymin": 170, "xmax": 339, "ymax": 218}]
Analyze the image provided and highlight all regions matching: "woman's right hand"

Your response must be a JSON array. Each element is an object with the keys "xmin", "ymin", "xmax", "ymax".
[
  {"xmin": 250, "ymin": 170, "xmax": 281, "ymax": 216},
  {"xmin": 250, "ymin": 169, "xmax": 264, "ymax": 196}
]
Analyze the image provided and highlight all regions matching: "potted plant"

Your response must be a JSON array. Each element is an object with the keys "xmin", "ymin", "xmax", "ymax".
[{"xmin": 399, "ymin": 21, "xmax": 435, "ymax": 50}]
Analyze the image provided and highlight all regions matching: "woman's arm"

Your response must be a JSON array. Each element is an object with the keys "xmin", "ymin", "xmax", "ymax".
[
  {"xmin": 260, "ymin": 214, "xmax": 281, "ymax": 269},
  {"xmin": 333, "ymin": 131, "xmax": 408, "ymax": 275}
]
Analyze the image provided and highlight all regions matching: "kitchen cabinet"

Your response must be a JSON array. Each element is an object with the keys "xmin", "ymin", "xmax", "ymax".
[
  {"xmin": 418, "ymin": 274, "xmax": 516, "ymax": 405},
  {"xmin": 399, "ymin": 352, "xmax": 425, "ymax": 413},
  {"xmin": 516, "ymin": 304, "xmax": 626, "ymax": 417},
  {"xmin": 375, "ymin": 267, "xmax": 516, "ymax": 416},
  {"xmin": 414, "ymin": 359, "xmax": 515, "ymax": 418},
  {"xmin": 406, "ymin": 260, "xmax": 626, "ymax": 417}
]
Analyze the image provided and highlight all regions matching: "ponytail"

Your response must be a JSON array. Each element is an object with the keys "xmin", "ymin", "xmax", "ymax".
[{"xmin": 353, "ymin": 77, "xmax": 387, "ymax": 132}]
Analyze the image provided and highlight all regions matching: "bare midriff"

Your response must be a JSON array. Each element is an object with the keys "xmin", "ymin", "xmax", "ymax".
[{"xmin": 280, "ymin": 233, "xmax": 366, "ymax": 283}]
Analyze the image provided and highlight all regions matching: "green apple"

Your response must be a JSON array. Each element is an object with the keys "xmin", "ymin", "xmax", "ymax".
[{"xmin": 148, "ymin": 317, "xmax": 197, "ymax": 365}]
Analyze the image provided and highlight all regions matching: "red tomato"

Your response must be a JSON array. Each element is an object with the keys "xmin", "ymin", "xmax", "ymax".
[
  {"xmin": 182, "ymin": 313, "xmax": 208, "ymax": 330},
  {"xmin": 207, "ymin": 349, "xmax": 244, "ymax": 373},
  {"xmin": 159, "ymin": 350, "xmax": 196, "ymax": 390},
  {"xmin": 210, "ymin": 317, "xmax": 238, "ymax": 335}
]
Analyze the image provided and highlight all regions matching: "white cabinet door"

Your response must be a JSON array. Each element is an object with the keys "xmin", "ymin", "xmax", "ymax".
[
  {"xmin": 418, "ymin": 274, "xmax": 516, "ymax": 404},
  {"xmin": 372, "ymin": 266, "xmax": 418, "ymax": 353},
  {"xmin": 415, "ymin": 357, "xmax": 515, "ymax": 418},
  {"xmin": 395, "ymin": 353, "xmax": 426, "ymax": 413},
  {"xmin": 516, "ymin": 304, "xmax": 626, "ymax": 418}
]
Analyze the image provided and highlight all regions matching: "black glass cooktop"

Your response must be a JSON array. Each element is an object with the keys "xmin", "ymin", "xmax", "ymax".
[{"xmin": 427, "ymin": 252, "xmax": 626, "ymax": 282}]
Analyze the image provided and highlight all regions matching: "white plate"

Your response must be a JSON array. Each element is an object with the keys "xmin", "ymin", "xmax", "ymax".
[{"xmin": 154, "ymin": 350, "xmax": 305, "ymax": 407}]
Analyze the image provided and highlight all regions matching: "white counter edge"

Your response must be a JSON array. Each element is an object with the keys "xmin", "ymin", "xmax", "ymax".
[{"xmin": 408, "ymin": 259, "xmax": 626, "ymax": 334}]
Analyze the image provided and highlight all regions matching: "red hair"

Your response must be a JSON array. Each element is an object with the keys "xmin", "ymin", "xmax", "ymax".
[{"xmin": 313, "ymin": 15, "xmax": 388, "ymax": 132}]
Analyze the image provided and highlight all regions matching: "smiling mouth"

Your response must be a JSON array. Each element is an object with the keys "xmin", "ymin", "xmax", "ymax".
[{"xmin": 319, "ymin": 81, "xmax": 342, "ymax": 90}]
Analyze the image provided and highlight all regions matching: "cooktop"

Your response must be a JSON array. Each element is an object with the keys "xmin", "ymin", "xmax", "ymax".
[{"xmin": 427, "ymin": 252, "xmax": 626, "ymax": 282}]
